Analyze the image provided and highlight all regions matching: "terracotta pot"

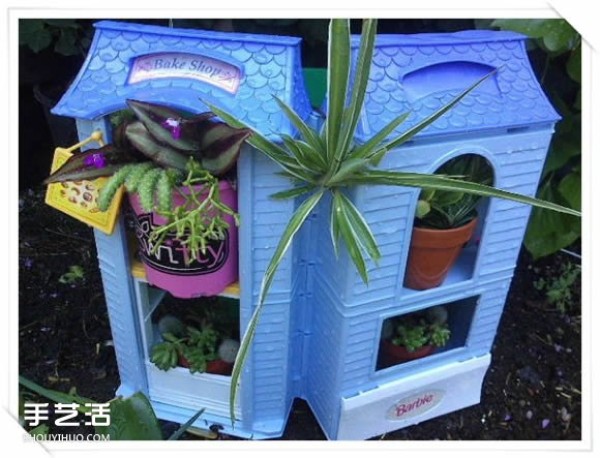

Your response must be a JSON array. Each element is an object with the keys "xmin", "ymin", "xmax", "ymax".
[
  {"xmin": 178, "ymin": 354, "xmax": 190, "ymax": 368},
  {"xmin": 380, "ymin": 339, "xmax": 435, "ymax": 366},
  {"xmin": 404, "ymin": 217, "xmax": 478, "ymax": 290},
  {"xmin": 178, "ymin": 355, "xmax": 233, "ymax": 375},
  {"xmin": 206, "ymin": 359, "xmax": 234, "ymax": 376}
]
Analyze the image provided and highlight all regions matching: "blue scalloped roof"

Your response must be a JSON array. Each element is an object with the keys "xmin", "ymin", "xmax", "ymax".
[
  {"xmin": 348, "ymin": 30, "xmax": 560, "ymax": 141},
  {"xmin": 52, "ymin": 21, "xmax": 311, "ymax": 139}
]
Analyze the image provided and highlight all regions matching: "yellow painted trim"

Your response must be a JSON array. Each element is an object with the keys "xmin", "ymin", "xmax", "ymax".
[{"xmin": 130, "ymin": 258, "xmax": 240, "ymax": 298}]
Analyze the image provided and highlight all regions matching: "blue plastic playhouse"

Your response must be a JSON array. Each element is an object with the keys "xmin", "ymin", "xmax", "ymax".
[{"xmin": 52, "ymin": 21, "xmax": 559, "ymax": 440}]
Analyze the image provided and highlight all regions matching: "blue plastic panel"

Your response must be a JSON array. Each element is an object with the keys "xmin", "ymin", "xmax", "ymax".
[
  {"xmin": 53, "ymin": 21, "xmax": 311, "ymax": 140},
  {"xmin": 312, "ymin": 127, "xmax": 553, "ymax": 308},
  {"xmin": 346, "ymin": 30, "xmax": 560, "ymax": 141},
  {"xmin": 57, "ymin": 20, "xmax": 313, "ymax": 438}
]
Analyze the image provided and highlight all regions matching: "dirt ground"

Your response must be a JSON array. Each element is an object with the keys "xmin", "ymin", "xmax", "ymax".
[{"xmin": 18, "ymin": 185, "xmax": 582, "ymax": 441}]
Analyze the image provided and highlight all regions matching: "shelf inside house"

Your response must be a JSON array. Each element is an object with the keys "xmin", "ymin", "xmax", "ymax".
[
  {"xmin": 134, "ymin": 281, "xmax": 242, "ymax": 419},
  {"xmin": 401, "ymin": 243, "xmax": 478, "ymax": 296},
  {"xmin": 130, "ymin": 257, "xmax": 240, "ymax": 299},
  {"xmin": 376, "ymin": 296, "xmax": 479, "ymax": 372}
]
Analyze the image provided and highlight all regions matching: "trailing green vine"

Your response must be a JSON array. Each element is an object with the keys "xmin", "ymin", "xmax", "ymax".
[{"xmin": 151, "ymin": 160, "xmax": 239, "ymax": 263}]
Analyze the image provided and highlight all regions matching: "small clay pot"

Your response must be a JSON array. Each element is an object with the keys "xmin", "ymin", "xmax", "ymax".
[
  {"xmin": 178, "ymin": 355, "xmax": 233, "ymax": 375},
  {"xmin": 380, "ymin": 339, "xmax": 435, "ymax": 366},
  {"xmin": 178, "ymin": 354, "xmax": 190, "ymax": 368},
  {"xmin": 206, "ymin": 360, "xmax": 234, "ymax": 375},
  {"xmin": 404, "ymin": 217, "xmax": 478, "ymax": 290}
]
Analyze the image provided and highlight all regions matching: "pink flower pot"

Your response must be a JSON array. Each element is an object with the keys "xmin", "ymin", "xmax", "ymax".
[{"xmin": 129, "ymin": 180, "xmax": 238, "ymax": 298}]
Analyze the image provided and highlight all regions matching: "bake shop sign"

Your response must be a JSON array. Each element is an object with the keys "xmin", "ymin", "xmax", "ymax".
[
  {"xmin": 386, "ymin": 390, "xmax": 444, "ymax": 421},
  {"xmin": 128, "ymin": 52, "xmax": 241, "ymax": 94}
]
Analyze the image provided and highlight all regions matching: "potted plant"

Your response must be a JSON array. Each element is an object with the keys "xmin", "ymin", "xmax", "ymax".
[
  {"xmin": 380, "ymin": 307, "xmax": 451, "ymax": 366},
  {"xmin": 44, "ymin": 99, "xmax": 251, "ymax": 298},
  {"xmin": 404, "ymin": 154, "xmax": 493, "ymax": 290},
  {"xmin": 151, "ymin": 321, "xmax": 240, "ymax": 376},
  {"xmin": 204, "ymin": 19, "xmax": 580, "ymax": 420}
]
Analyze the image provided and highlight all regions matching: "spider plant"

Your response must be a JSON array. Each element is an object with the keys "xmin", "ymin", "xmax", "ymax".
[
  {"xmin": 415, "ymin": 154, "xmax": 494, "ymax": 229},
  {"xmin": 206, "ymin": 18, "xmax": 580, "ymax": 421}
]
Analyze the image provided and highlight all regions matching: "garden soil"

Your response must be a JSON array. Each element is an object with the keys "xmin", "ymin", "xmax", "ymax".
[{"xmin": 18, "ymin": 186, "xmax": 582, "ymax": 441}]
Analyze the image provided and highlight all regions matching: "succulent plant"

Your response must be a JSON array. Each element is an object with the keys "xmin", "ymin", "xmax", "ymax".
[
  {"xmin": 391, "ymin": 315, "xmax": 451, "ymax": 352},
  {"xmin": 151, "ymin": 326, "xmax": 219, "ymax": 374}
]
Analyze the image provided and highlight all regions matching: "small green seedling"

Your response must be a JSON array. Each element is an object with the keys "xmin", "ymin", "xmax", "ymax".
[
  {"xmin": 533, "ymin": 261, "xmax": 581, "ymax": 313},
  {"xmin": 58, "ymin": 265, "xmax": 85, "ymax": 284}
]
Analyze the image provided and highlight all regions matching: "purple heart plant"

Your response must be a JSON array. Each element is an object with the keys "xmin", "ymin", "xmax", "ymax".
[{"xmin": 45, "ymin": 99, "xmax": 252, "ymax": 263}]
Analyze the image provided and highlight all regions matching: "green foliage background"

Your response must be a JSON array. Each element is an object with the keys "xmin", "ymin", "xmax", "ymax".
[{"xmin": 481, "ymin": 19, "xmax": 581, "ymax": 258}]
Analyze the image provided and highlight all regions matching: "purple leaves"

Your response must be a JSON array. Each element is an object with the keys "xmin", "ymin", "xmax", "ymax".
[
  {"xmin": 43, "ymin": 145, "xmax": 139, "ymax": 184},
  {"xmin": 126, "ymin": 99, "xmax": 215, "ymax": 152},
  {"xmin": 45, "ymin": 99, "xmax": 251, "ymax": 186},
  {"xmin": 125, "ymin": 121, "xmax": 189, "ymax": 171},
  {"xmin": 126, "ymin": 99, "xmax": 251, "ymax": 176}
]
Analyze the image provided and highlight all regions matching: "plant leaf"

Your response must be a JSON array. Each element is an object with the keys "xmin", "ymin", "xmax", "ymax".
[
  {"xmin": 19, "ymin": 375, "xmax": 95, "ymax": 410},
  {"xmin": 230, "ymin": 190, "xmax": 324, "ymax": 420},
  {"xmin": 330, "ymin": 196, "xmax": 341, "ymax": 257},
  {"xmin": 270, "ymin": 185, "xmax": 315, "ymax": 200},
  {"xmin": 296, "ymin": 140, "xmax": 328, "ymax": 170},
  {"xmin": 335, "ymin": 191, "xmax": 381, "ymax": 263},
  {"xmin": 259, "ymin": 189, "xmax": 325, "ymax": 305},
  {"xmin": 125, "ymin": 121, "xmax": 189, "ymax": 171},
  {"xmin": 347, "ymin": 170, "xmax": 581, "ymax": 217},
  {"xmin": 205, "ymin": 101, "xmax": 316, "ymax": 182},
  {"xmin": 525, "ymin": 179, "xmax": 581, "ymax": 259},
  {"xmin": 229, "ymin": 301, "xmax": 264, "ymax": 423},
  {"xmin": 327, "ymin": 157, "xmax": 370, "ymax": 185},
  {"xmin": 167, "ymin": 408, "xmax": 205, "ymax": 440},
  {"xmin": 558, "ymin": 170, "xmax": 581, "ymax": 211},
  {"xmin": 382, "ymin": 70, "xmax": 497, "ymax": 152},
  {"xmin": 19, "ymin": 20, "xmax": 52, "ymax": 53},
  {"xmin": 279, "ymin": 134, "xmax": 323, "ymax": 176},
  {"xmin": 197, "ymin": 125, "xmax": 252, "ymax": 176},
  {"xmin": 126, "ymin": 99, "xmax": 214, "ymax": 152},
  {"xmin": 273, "ymin": 96, "xmax": 323, "ymax": 152},
  {"xmin": 338, "ymin": 18, "xmax": 377, "ymax": 155},
  {"xmin": 326, "ymin": 19, "xmax": 351, "ymax": 161},
  {"xmin": 43, "ymin": 145, "xmax": 137, "ymax": 184},
  {"xmin": 332, "ymin": 191, "xmax": 368, "ymax": 283},
  {"xmin": 95, "ymin": 393, "xmax": 163, "ymax": 440},
  {"xmin": 350, "ymin": 112, "xmax": 410, "ymax": 160}
]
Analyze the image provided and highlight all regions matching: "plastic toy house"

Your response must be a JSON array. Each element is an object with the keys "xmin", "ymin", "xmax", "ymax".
[
  {"xmin": 51, "ymin": 20, "xmax": 313, "ymax": 439},
  {"xmin": 304, "ymin": 31, "xmax": 559, "ymax": 439},
  {"xmin": 51, "ymin": 21, "xmax": 559, "ymax": 440}
]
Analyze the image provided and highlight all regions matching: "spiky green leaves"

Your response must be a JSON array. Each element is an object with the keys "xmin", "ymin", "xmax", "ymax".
[{"xmin": 209, "ymin": 18, "xmax": 581, "ymax": 422}]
